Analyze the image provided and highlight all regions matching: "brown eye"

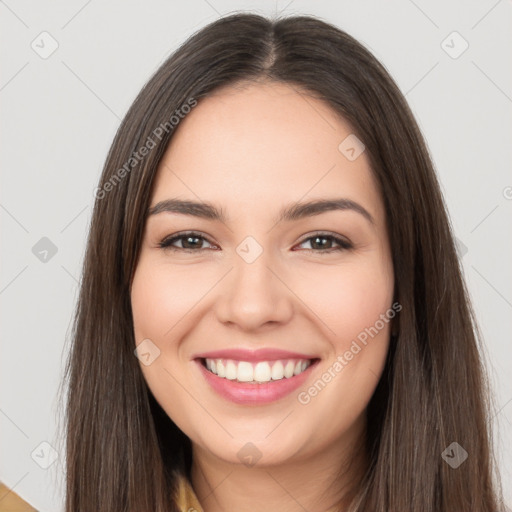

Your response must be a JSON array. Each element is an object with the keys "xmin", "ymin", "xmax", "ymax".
[
  {"xmin": 296, "ymin": 233, "xmax": 353, "ymax": 253},
  {"xmin": 159, "ymin": 232, "xmax": 215, "ymax": 252},
  {"xmin": 158, "ymin": 231, "xmax": 352, "ymax": 254}
]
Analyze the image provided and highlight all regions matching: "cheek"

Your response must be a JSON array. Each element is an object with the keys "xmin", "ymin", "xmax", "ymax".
[
  {"xmin": 293, "ymin": 256, "xmax": 394, "ymax": 435},
  {"xmin": 293, "ymin": 256, "xmax": 394, "ymax": 347},
  {"xmin": 130, "ymin": 260, "xmax": 204, "ymax": 430},
  {"xmin": 131, "ymin": 261, "xmax": 209, "ymax": 344}
]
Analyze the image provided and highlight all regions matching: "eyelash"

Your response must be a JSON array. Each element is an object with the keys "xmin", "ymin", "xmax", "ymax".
[{"xmin": 158, "ymin": 231, "xmax": 353, "ymax": 254}]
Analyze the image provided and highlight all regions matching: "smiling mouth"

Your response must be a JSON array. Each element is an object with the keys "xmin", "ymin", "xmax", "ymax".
[{"xmin": 198, "ymin": 357, "xmax": 320, "ymax": 384}]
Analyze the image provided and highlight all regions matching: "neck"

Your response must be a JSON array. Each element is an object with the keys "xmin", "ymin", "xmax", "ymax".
[{"xmin": 189, "ymin": 415, "xmax": 368, "ymax": 512}]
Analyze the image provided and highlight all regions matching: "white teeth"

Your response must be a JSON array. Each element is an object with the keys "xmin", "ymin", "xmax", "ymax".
[
  {"xmin": 271, "ymin": 361, "xmax": 284, "ymax": 380},
  {"xmin": 254, "ymin": 362, "xmax": 272, "ymax": 383},
  {"xmin": 216, "ymin": 360, "xmax": 225, "ymax": 377},
  {"xmin": 203, "ymin": 358, "xmax": 313, "ymax": 383},
  {"xmin": 284, "ymin": 361, "xmax": 295, "ymax": 378},
  {"xmin": 225, "ymin": 360, "xmax": 237, "ymax": 380},
  {"xmin": 237, "ymin": 361, "xmax": 254, "ymax": 382}
]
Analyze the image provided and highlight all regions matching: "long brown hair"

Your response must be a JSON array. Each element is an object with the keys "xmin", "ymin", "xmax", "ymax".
[{"xmin": 57, "ymin": 13, "xmax": 503, "ymax": 511}]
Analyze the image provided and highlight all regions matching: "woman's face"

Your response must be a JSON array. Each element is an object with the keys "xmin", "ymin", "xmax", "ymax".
[{"xmin": 131, "ymin": 81, "xmax": 394, "ymax": 467}]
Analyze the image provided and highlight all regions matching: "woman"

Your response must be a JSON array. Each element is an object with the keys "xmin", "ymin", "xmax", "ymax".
[{"xmin": 59, "ymin": 13, "xmax": 503, "ymax": 512}]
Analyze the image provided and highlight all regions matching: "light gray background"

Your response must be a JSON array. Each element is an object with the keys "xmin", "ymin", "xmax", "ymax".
[{"xmin": 1, "ymin": 1, "xmax": 511, "ymax": 510}]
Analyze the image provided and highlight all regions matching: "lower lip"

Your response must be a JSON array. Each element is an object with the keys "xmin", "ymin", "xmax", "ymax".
[{"xmin": 195, "ymin": 359, "xmax": 318, "ymax": 405}]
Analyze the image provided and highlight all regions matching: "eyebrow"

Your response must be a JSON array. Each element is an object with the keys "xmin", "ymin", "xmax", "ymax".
[{"xmin": 147, "ymin": 197, "xmax": 374, "ymax": 225}]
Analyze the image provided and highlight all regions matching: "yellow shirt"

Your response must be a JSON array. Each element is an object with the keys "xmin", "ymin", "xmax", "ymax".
[
  {"xmin": 0, "ymin": 482, "xmax": 38, "ymax": 511},
  {"xmin": 1, "ymin": 477, "xmax": 344, "ymax": 511},
  {"xmin": 0, "ymin": 477, "xmax": 202, "ymax": 512},
  {"xmin": 174, "ymin": 473, "xmax": 204, "ymax": 512}
]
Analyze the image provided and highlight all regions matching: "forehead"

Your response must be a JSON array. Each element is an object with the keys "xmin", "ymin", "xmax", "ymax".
[{"xmin": 150, "ymin": 81, "xmax": 384, "ymax": 226}]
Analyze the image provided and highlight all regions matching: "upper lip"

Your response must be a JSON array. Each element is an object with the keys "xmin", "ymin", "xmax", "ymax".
[{"xmin": 193, "ymin": 348, "xmax": 318, "ymax": 362}]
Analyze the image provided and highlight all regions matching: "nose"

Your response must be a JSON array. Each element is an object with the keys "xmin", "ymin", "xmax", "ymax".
[{"xmin": 214, "ymin": 248, "xmax": 294, "ymax": 332}]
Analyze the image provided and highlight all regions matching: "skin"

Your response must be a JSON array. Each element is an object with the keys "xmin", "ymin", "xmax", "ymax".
[{"xmin": 130, "ymin": 80, "xmax": 395, "ymax": 512}]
